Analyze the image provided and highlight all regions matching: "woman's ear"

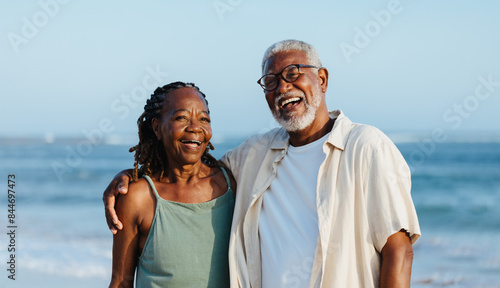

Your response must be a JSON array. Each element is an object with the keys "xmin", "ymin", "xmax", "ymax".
[{"xmin": 152, "ymin": 118, "xmax": 162, "ymax": 140}]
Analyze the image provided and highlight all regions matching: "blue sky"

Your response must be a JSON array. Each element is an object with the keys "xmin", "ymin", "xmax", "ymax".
[{"xmin": 1, "ymin": 0, "xmax": 499, "ymax": 141}]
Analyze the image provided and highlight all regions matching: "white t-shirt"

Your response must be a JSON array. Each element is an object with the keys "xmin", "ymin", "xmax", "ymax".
[{"xmin": 259, "ymin": 132, "xmax": 330, "ymax": 288}]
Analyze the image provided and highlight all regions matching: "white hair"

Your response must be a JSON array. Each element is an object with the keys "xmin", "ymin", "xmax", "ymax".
[{"xmin": 261, "ymin": 39, "xmax": 322, "ymax": 73}]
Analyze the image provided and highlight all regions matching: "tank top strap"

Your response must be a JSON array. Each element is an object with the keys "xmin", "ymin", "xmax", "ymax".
[
  {"xmin": 219, "ymin": 166, "xmax": 232, "ymax": 192},
  {"xmin": 142, "ymin": 175, "xmax": 161, "ymax": 200}
]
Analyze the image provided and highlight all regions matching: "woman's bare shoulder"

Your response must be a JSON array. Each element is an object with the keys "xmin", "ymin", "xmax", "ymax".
[
  {"xmin": 208, "ymin": 165, "xmax": 236, "ymax": 195},
  {"xmin": 117, "ymin": 178, "xmax": 154, "ymax": 210}
]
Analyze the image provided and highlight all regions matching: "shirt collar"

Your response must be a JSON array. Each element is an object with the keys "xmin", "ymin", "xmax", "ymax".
[{"xmin": 325, "ymin": 110, "xmax": 353, "ymax": 151}]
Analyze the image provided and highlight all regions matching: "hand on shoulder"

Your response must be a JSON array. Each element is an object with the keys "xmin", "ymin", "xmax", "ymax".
[{"xmin": 115, "ymin": 178, "xmax": 155, "ymax": 227}]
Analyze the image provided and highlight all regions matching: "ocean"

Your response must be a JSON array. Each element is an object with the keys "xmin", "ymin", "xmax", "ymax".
[{"xmin": 0, "ymin": 135, "xmax": 499, "ymax": 287}]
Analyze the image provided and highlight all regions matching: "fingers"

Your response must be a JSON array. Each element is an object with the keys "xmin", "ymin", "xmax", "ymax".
[
  {"xmin": 118, "ymin": 174, "xmax": 130, "ymax": 195},
  {"xmin": 103, "ymin": 169, "xmax": 133, "ymax": 234},
  {"xmin": 105, "ymin": 195, "xmax": 123, "ymax": 233},
  {"xmin": 103, "ymin": 181, "xmax": 122, "ymax": 233}
]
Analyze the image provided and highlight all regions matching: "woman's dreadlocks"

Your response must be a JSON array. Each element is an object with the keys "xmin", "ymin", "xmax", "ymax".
[{"xmin": 129, "ymin": 81, "xmax": 218, "ymax": 181}]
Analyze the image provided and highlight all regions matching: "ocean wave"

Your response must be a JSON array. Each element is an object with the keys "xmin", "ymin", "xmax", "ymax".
[{"xmin": 0, "ymin": 237, "xmax": 112, "ymax": 279}]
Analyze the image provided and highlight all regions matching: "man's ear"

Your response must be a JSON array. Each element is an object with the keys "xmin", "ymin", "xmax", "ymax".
[
  {"xmin": 152, "ymin": 118, "xmax": 161, "ymax": 140},
  {"xmin": 318, "ymin": 67, "xmax": 329, "ymax": 93}
]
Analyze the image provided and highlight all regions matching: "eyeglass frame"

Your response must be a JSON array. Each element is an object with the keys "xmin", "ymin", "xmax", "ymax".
[{"xmin": 257, "ymin": 64, "xmax": 320, "ymax": 91}]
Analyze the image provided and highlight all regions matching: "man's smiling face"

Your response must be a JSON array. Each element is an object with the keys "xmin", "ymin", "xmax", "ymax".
[{"xmin": 262, "ymin": 50, "xmax": 324, "ymax": 132}]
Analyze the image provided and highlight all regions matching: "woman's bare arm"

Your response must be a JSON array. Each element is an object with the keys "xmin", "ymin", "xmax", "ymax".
[{"xmin": 108, "ymin": 182, "xmax": 142, "ymax": 288}]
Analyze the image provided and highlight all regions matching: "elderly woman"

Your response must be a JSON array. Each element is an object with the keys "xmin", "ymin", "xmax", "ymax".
[{"xmin": 109, "ymin": 82, "xmax": 235, "ymax": 288}]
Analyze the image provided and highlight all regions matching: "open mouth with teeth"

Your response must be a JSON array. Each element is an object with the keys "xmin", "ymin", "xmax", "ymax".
[
  {"xmin": 180, "ymin": 139, "xmax": 203, "ymax": 149},
  {"xmin": 279, "ymin": 97, "xmax": 303, "ymax": 111}
]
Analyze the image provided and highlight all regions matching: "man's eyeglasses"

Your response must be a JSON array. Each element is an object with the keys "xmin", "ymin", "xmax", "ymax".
[{"xmin": 257, "ymin": 64, "xmax": 320, "ymax": 91}]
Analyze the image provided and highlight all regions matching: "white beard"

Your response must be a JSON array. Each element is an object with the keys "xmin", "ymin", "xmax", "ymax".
[{"xmin": 272, "ymin": 90, "xmax": 322, "ymax": 132}]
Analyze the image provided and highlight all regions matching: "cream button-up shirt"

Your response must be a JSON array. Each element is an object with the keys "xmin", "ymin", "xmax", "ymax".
[{"xmin": 220, "ymin": 110, "xmax": 421, "ymax": 288}]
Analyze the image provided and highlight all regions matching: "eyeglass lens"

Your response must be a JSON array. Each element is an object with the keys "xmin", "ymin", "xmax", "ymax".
[{"xmin": 262, "ymin": 65, "xmax": 300, "ymax": 90}]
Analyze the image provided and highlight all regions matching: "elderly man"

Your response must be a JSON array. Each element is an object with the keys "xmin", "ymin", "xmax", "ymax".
[{"xmin": 104, "ymin": 39, "xmax": 421, "ymax": 288}]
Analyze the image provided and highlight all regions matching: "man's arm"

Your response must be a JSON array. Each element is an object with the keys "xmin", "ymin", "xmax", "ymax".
[
  {"xmin": 380, "ymin": 230, "xmax": 414, "ymax": 288},
  {"xmin": 103, "ymin": 169, "xmax": 134, "ymax": 234}
]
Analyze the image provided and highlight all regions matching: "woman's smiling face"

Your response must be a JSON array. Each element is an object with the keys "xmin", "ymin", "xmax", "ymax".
[{"xmin": 153, "ymin": 87, "xmax": 212, "ymax": 167}]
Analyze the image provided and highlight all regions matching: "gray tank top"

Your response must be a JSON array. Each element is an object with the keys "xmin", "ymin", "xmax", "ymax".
[{"xmin": 136, "ymin": 167, "xmax": 234, "ymax": 288}]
